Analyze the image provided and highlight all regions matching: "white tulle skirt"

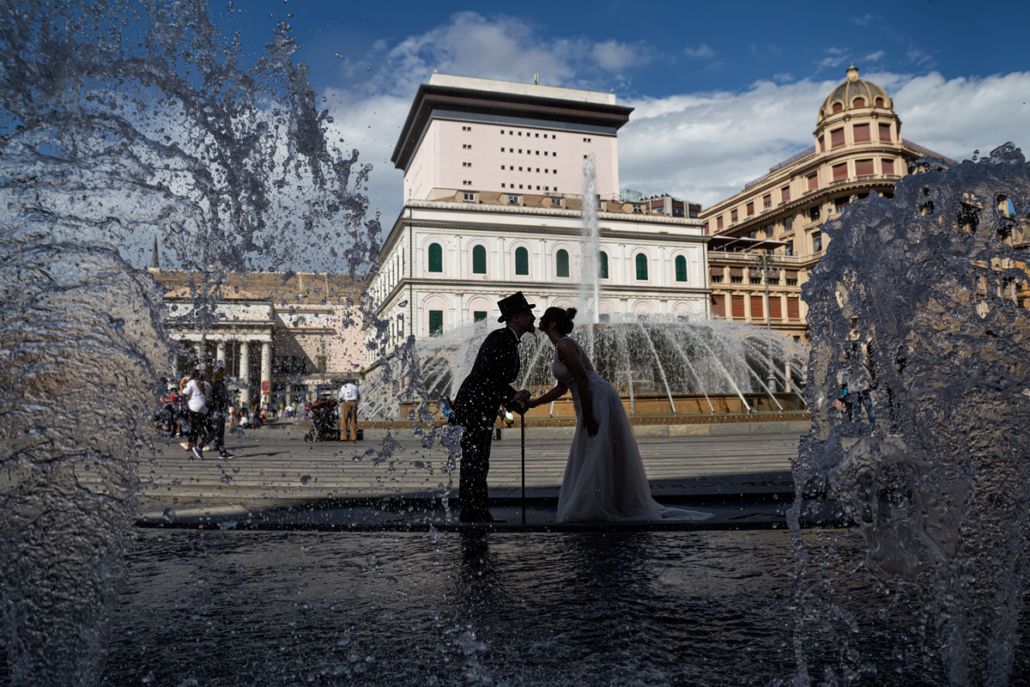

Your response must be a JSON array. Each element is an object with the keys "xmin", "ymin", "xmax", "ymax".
[{"xmin": 555, "ymin": 373, "xmax": 712, "ymax": 524}]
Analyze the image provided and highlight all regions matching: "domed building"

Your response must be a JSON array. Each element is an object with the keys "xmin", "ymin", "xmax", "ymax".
[{"xmin": 701, "ymin": 66, "xmax": 954, "ymax": 340}]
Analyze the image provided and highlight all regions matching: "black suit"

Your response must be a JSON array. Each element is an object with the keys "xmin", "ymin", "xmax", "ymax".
[{"xmin": 450, "ymin": 326, "xmax": 522, "ymax": 518}]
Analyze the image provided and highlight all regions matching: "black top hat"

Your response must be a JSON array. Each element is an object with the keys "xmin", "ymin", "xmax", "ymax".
[{"xmin": 497, "ymin": 291, "xmax": 536, "ymax": 322}]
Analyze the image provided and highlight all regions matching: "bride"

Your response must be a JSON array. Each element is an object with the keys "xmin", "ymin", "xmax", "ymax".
[{"xmin": 528, "ymin": 307, "xmax": 712, "ymax": 523}]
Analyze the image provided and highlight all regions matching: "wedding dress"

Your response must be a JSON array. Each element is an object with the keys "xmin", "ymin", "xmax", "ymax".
[{"xmin": 552, "ymin": 337, "xmax": 712, "ymax": 523}]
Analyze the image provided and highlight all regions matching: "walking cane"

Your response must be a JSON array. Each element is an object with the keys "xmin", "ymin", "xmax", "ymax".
[{"xmin": 520, "ymin": 411, "xmax": 527, "ymax": 525}]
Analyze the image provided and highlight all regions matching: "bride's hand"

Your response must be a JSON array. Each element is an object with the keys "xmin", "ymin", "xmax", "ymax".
[{"xmin": 585, "ymin": 416, "xmax": 599, "ymax": 437}]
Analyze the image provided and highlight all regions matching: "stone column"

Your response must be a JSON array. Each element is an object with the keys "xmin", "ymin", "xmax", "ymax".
[
  {"xmin": 215, "ymin": 341, "xmax": 226, "ymax": 365},
  {"xmin": 260, "ymin": 341, "xmax": 272, "ymax": 408},
  {"xmin": 238, "ymin": 340, "xmax": 251, "ymax": 408}
]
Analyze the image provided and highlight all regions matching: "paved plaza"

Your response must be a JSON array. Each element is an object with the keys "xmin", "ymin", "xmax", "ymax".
[{"xmin": 119, "ymin": 421, "xmax": 824, "ymax": 530}]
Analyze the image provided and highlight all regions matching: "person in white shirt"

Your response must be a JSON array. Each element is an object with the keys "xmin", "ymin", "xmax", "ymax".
[
  {"xmin": 181, "ymin": 368, "xmax": 210, "ymax": 457},
  {"xmin": 337, "ymin": 379, "xmax": 360, "ymax": 441}
]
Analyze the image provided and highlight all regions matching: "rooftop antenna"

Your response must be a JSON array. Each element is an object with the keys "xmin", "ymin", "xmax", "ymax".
[{"xmin": 533, "ymin": 72, "xmax": 539, "ymax": 85}]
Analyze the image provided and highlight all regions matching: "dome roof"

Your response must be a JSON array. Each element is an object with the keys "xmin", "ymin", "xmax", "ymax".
[{"xmin": 819, "ymin": 65, "xmax": 891, "ymax": 120}]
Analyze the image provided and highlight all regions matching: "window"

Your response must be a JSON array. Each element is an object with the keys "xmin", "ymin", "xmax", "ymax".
[
  {"xmin": 675, "ymin": 255, "xmax": 688, "ymax": 282},
  {"xmin": 556, "ymin": 249, "xmax": 570, "ymax": 278},
  {"xmin": 746, "ymin": 201, "xmax": 755, "ymax": 216},
  {"xmin": 832, "ymin": 102, "xmax": 843, "ymax": 114},
  {"xmin": 783, "ymin": 216, "xmax": 793, "ymax": 231},
  {"xmin": 717, "ymin": 216, "xmax": 724, "ymax": 230},
  {"xmin": 427, "ymin": 243, "xmax": 443, "ymax": 273},
  {"xmin": 730, "ymin": 209, "xmax": 739, "ymax": 223},
  {"xmin": 882, "ymin": 158, "xmax": 895, "ymax": 175},
  {"xmin": 784, "ymin": 240, "xmax": 795, "ymax": 257},
  {"xmin": 832, "ymin": 163, "xmax": 847, "ymax": 181},
  {"xmin": 763, "ymin": 194, "xmax": 772, "ymax": 209},
  {"xmin": 807, "ymin": 173, "xmax": 818, "ymax": 192},
  {"xmin": 731, "ymin": 295, "xmax": 745, "ymax": 318},
  {"xmin": 812, "ymin": 231, "xmax": 823, "ymax": 253},
  {"xmin": 750, "ymin": 296, "xmax": 764, "ymax": 319},
  {"xmin": 463, "ymin": 192, "xmax": 476, "ymax": 201},
  {"xmin": 599, "ymin": 251, "xmax": 609, "ymax": 279},
  {"xmin": 473, "ymin": 311, "xmax": 487, "ymax": 323},
  {"xmin": 515, "ymin": 247, "xmax": 529, "ymax": 275},
  {"xmin": 472, "ymin": 245, "xmax": 487, "ymax": 274},
  {"xmin": 635, "ymin": 253, "xmax": 648, "ymax": 280},
  {"xmin": 809, "ymin": 206, "xmax": 821, "ymax": 221},
  {"xmin": 429, "ymin": 310, "xmax": 443, "ymax": 337},
  {"xmin": 830, "ymin": 128, "xmax": 845, "ymax": 148},
  {"xmin": 853, "ymin": 123, "xmax": 870, "ymax": 143},
  {"xmin": 506, "ymin": 194, "xmax": 521, "ymax": 205},
  {"xmin": 855, "ymin": 159, "xmax": 874, "ymax": 177},
  {"xmin": 316, "ymin": 355, "xmax": 327, "ymax": 374},
  {"xmin": 781, "ymin": 185, "xmax": 791, "ymax": 203},
  {"xmin": 711, "ymin": 294, "xmax": 726, "ymax": 318},
  {"xmin": 852, "ymin": 97, "xmax": 865, "ymax": 108},
  {"xmin": 878, "ymin": 123, "xmax": 892, "ymax": 142},
  {"xmin": 875, "ymin": 97, "xmax": 884, "ymax": 108}
]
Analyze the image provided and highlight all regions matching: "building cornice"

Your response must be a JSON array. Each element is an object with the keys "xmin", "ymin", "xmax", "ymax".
[{"xmin": 392, "ymin": 84, "xmax": 633, "ymax": 170}]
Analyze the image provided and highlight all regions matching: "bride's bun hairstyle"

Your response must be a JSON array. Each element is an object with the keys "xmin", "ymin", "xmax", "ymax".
[{"xmin": 539, "ymin": 306, "xmax": 577, "ymax": 335}]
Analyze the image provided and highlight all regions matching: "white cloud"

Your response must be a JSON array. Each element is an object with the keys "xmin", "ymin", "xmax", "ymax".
[
  {"xmin": 684, "ymin": 43, "xmax": 715, "ymax": 59},
  {"xmin": 592, "ymin": 40, "xmax": 650, "ymax": 71},
  {"xmin": 618, "ymin": 71, "xmax": 1030, "ymax": 207},
  {"xmin": 864, "ymin": 50, "xmax": 885, "ymax": 62}
]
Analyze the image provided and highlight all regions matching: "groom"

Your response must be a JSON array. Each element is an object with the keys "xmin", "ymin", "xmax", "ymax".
[{"xmin": 450, "ymin": 291, "xmax": 535, "ymax": 523}]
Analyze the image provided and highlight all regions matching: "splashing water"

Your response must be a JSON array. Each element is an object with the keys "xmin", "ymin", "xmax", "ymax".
[
  {"xmin": 788, "ymin": 145, "xmax": 1030, "ymax": 684},
  {"xmin": 0, "ymin": 2, "xmax": 387, "ymax": 683}
]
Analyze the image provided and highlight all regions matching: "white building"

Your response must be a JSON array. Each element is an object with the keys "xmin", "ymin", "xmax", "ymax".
[{"xmin": 367, "ymin": 74, "xmax": 709, "ymax": 362}]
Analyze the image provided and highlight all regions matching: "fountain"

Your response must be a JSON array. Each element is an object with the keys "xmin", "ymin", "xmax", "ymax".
[
  {"xmin": 0, "ymin": 2, "xmax": 382, "ymax": 683},
  {"xmin": 788, "ymin": 144, "xmax": 1030, "ymax": 684},
  {"xmin": 2, "ymin": 1, "xmax": 1028, "ymax": 685}
]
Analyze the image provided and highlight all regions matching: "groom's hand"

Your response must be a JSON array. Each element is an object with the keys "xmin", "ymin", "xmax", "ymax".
[{"xmin": 511, "ymin": 389, "xmax": 531, "ymax": 414}]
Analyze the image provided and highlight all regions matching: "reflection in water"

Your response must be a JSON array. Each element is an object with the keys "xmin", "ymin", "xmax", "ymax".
[{"xmin": 94, "ymin": 528, "xmax": 1030, "ymax": 685}]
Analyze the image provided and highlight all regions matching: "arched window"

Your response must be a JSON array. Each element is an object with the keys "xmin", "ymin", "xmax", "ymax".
[
  {"xmin": 635, "ymin": 253, "xmax": 648, "ymax": 280},
  {"xmin": 852, "ymin": 97, "xmax": 865, "ymax": 108},
  {"xmin": 515, "ymin": 247, "xmax": 529, "ymax": 275},
  {"xmin": 832, "ymin": 102, "xmax": 843, "ymax": 114},
  {"xmin": 599, "ymin": 251, "xmax": 609, "ymax": 279},
  {"xmin": 874, "ymin": 97, "xmax": 884, "ymax": 108},
  {"xmin": 427, "ymin": 242, "xmax": 443, "ymax": 273},
  {"xmin": 472, "ymin": 245, "xmax": 487, "ymax": 274},
  {"xmin": 556, "ymin": 249, "xmax": 570, "ymax": 278},
  {"xmin": 675, "ymin": 255, "xmax": 687, "ymax": 282}
]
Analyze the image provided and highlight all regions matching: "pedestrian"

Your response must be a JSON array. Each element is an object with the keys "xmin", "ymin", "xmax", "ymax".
[
  {"xmin": 195, "ymin": 362, "xmax": 232, "ymax": 459},
  {"xmin": 337, "ymin": 377, "xmax": 360, "ymax": 441},
  {"xmin": 848, "ymin": 344, "xmax": 875, "ymax": 425},
  {"xmin": 182, "ymin": 367, "xmax": 210, "ymax": 457}
]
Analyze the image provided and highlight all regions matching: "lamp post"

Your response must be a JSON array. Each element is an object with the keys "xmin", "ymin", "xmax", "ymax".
[{"xmin": 760, "ymin": 251, "xmax": 776, "ymax": 394}]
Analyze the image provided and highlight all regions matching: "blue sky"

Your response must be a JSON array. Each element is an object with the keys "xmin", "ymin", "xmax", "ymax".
[{"xmin": 220, "ymin": 0, "xmax": 1030, "ymax": 222}]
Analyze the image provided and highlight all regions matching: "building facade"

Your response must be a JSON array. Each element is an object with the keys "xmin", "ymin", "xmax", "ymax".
[
  {"xmin": 701, "ymin": 65, "xmax": 954, "ymax": 339},
  {"xmin": 368, "ymin": 74, "xmax": 709, "ymax": 362},
  {"xmin": 151, "ymin": 269, "xmax": 364, "ymax": 409}
]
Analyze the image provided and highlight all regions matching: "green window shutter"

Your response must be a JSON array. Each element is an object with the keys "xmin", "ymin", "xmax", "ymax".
[
  {"xmin": 472, "ymin": 245, "xmax": 487, "ymax": 274},
  {"xmin": 599, "ymin": 251, "xmax": 609, "ymax": 279},
  {"xmin": 635, "ymin": 253, "xmax": 648, "ymax": 280},
  {"xmin": 556, "ymin": 249, "xmax": 570, "ymax": 278},
  {"xmin": 515, "ymin": 247, "xmax": 529, "ymax": 275},
  {"xmin": 473, "ymin": 311, "xmax": 487, "ymax": 322},
  {"xmin": 429, "ymin": 310, "xmax": 443, "ymax": 336},
  {"xmin": 675, "ymin": 255, "xmax": 687, "ymax": 282},
  {"xmin": 428, "ymin": 243, "xmax": 443, "ymax": 273}
]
